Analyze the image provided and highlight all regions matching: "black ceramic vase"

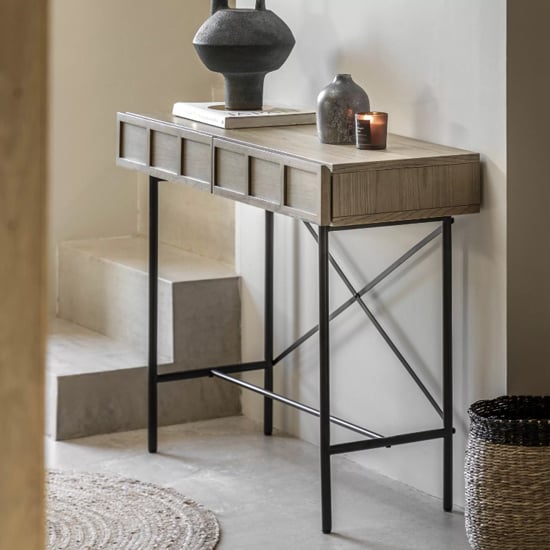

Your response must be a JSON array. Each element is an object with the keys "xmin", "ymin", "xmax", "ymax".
[
  {"xmin": 316, "ymin": 74, "xmax": 370, "ymax": 144},
  {"xmin": 193, "ymin": 0, "xmax": 295, "ymax": 110}
]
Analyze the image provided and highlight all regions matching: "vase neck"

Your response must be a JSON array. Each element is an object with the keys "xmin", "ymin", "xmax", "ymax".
[
  {"xmin": 334, "ymin": 74, "xmax": 353, "ymax": 83},
  {"xmin": 211, "ymin": 0, "xmax": 229, "ymax": 15},
  {"xmin": 211, "ymin": 0, "xmax": 265, "ymax": 13}
]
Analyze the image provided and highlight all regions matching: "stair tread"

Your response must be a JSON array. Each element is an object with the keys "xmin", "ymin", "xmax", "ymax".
[
  {"xmin": 47, "ymin": 318, "xmax": 171, "ymax": 376},
  {"xmin": 60, "ymin": 235, "xmax": 237, "ymax": 283},
  {"xmin": 46, "ymin": 319, "xmax": 241, "ymax": 440}
]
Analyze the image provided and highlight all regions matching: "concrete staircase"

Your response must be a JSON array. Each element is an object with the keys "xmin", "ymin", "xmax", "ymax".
[{"xmin": 47, "ymin": 235, "xmax": 242, "ymax": 440}]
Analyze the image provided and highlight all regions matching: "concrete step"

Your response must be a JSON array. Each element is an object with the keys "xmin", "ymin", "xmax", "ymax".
[
  {"xmin": 57, "ymin": 235, "xmax": 239, "ymax": 365},
  {"xmin": 47, "ymin": 318, "xmax": 241, "ymax": 440}
]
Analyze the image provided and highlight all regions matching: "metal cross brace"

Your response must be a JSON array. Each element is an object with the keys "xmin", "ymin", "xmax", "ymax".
[{"xmin": 273, "ymin": 221, "xmax": 444, "ymax": 419}]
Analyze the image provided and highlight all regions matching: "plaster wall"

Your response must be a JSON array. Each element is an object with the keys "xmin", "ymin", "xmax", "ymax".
[
  {"xmin": 236, "ymin": 0, "xmax": 506, "ymax": 507},
  {"xmin": 507, "ymin": 0, "xmax": 550, "ymax": 394},
  {"xmin": 48, "ymin": 0, "xmax": 234, "ymax": 312}
]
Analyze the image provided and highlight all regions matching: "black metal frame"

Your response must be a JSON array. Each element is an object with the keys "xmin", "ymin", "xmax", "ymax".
[{"xmin": 147, "ymin": 175, "xmax": 455, "ymax": 533}]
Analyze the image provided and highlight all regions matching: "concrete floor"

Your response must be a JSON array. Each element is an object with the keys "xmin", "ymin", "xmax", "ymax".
[{"xmin": 46, "ymin": 416, "xmax": 471, "ymax": 550}]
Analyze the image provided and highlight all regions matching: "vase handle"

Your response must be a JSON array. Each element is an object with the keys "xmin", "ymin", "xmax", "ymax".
[
  {"xmin": 255, "ymin": 0, "xmax": 266, "ymax": 10},
  {"xmin": 211, "ymin": 0, "xmax": 229, "ymax": 15}
]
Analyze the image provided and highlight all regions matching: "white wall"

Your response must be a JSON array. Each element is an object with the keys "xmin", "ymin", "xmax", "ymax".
[
  {"xmin": 48, "ymin": 0, "xmax": 234, "ymax": 312},
  {"xmin": 236, "ymin": 0, "xmax": 506, "ymax": 507}
]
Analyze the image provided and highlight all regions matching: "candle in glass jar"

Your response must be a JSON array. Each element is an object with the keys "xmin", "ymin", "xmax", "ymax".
[{"xmin": 355, "ymin": 111, "xmax": 388, "ymax": 150}]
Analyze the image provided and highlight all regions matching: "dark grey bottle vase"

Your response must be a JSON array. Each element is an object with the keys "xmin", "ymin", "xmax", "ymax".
[
  {"xmin": 317, "ymin": 74, "xmax": 370, "ymax": 144},
  {"xmin": 193, "ymin": 0, "xmax": 295, "ymax": 110}
]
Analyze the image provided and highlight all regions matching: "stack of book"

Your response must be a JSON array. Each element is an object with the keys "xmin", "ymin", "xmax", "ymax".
[{"xmin": 172, "ymin": 102, "xmax": 316, "ymax": 129}]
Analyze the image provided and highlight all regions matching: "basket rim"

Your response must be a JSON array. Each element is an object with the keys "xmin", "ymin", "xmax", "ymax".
[
  {"xmin": 469, "ymin": 395, "xmax": 550, "ymax": 423},
  {"xmin": 468, "ymin": 395, "xmax": 550, "ymax": 442}
]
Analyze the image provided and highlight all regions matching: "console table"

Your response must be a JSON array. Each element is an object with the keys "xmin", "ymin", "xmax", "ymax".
[{"xmin": 116, "ymin": 111, "xmax": 480, "ymax": 533}]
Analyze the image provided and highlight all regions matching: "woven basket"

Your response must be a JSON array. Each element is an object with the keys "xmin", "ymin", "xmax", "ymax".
[{"xmin": 465, "ymin": 396, "xmax": 550, "ymax": 550}]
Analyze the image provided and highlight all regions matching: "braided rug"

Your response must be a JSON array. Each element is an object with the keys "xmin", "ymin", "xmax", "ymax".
[{"xmin": 47, "ymin": 470, "xmax": 220, "ymax": 549}]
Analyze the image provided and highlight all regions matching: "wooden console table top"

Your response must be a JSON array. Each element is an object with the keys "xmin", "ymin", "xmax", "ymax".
[{"xmin": 117, "ymin": 112, "xmax": 480, "ymax": 226}]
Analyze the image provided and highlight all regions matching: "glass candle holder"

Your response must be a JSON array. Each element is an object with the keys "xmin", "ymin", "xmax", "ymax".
[{"xmin": 355, "ymin": 111, "xmax": 388, "ymax": 150}]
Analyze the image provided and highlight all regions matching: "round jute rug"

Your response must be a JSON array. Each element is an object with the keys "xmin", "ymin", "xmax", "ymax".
[{"xmin": 47, "ymin": 470, "xmax": 220, "ymax": 550}]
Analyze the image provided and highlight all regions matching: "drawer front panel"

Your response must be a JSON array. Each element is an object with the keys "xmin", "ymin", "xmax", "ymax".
[
  {"xmin": 117, "ymin": 117, "xmax": 212, "ymax": 190},
  {"xmin": 119, "ymin": 123, "xmax": 148, "ymax": 165},
  {"xmin": 184, "ymin": 140, "xmax": 211, "ymax": 184},
  {"xmin": 332, "ymin": 162, "xmax": 481, "ymax": 222},
  {"xmin": 213, "ymin": 138, "xmax": 326, "ymax": 223},
  {"xmin": 214, "ymin": 147, "xmax": 247, "ymax": 194},
  {"xmin": 151, "ymin": 131, "xmax": 178, "ymax": 174},
  {"xmin": 250, "ymin": 157, "xmax": 280, "ymax": 204},
  {"xmin": 285, "ymin": 166, "xmax": 319, "ymax": 215}
]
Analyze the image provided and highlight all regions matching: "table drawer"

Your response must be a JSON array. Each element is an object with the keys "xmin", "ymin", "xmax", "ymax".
[
  {"xmin": 117, "ymin": 114, "xmax": 212, "ymax": 190},
  {"xmin": 213, "ymin": 138, "xmax": 330, "ymax": 224},
  {"xmin": 331, "ymin": 162, "xmax": 481, "ymax": 225}
]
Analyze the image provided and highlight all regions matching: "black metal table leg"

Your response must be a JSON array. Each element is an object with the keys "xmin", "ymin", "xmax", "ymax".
[
  {"xmin": 148, "ymin": 176, "xmax": 159, "ymax": 453},
  {"xmin": 141, "ymin": 196, "xmax": 454, "ymax": 526},
  {"xmin": 319, "ymin": 226, "xmax": 332, "ymax": 533},
  {"xmin": 442, "ymin": 217, "xmax": 453, "ymax": 510},
  {"xmin": 264, "ymin": 211, "xmax": 274, "ymax": 436}
]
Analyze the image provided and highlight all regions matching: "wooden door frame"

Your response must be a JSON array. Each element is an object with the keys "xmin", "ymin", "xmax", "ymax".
[{"xmin": 0, "ymin": 1, "xmax": 48, "ymax": 548}]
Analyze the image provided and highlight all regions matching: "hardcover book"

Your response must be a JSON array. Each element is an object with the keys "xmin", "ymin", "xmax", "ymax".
[{"xmin": 172, "ymin": 102, "xmax": 316, "ymax": 129}]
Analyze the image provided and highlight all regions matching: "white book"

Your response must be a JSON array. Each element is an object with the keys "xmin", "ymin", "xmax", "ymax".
[{"xmin": 172, "ymin": 102, "xmax": 316, "ymax": 129}]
